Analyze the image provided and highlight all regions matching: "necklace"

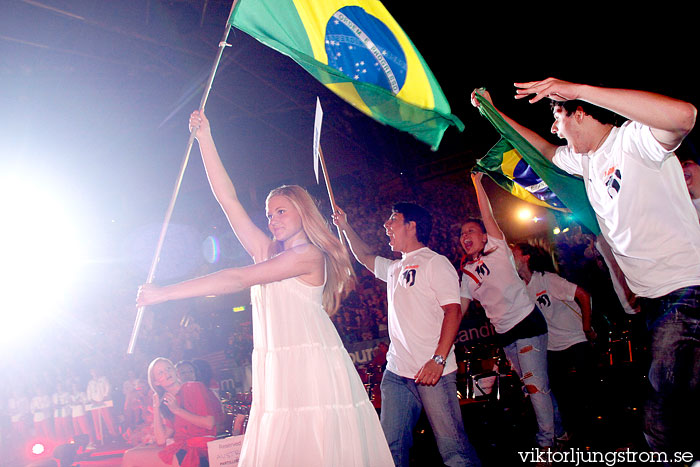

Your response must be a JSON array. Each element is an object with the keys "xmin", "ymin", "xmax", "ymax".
[{"xmin": 592, "ymin": 125, "xmax": 613, "ymax": 152}]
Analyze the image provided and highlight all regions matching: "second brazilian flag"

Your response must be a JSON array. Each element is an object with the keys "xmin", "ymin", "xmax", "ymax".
[
  {"xmin": 228, "ymin": 0, "xmax": 463, "ymax": 150},
  {"xmin": 473, "ymin": 90, "xmax": 601, "ymax": 235},
  {"xmin": 474, "ymin": 139, "xmax": 569, "ymax": 212}
]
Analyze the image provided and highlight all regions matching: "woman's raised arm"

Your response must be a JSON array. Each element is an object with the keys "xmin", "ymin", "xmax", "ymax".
[
  {"xmin": 471, "ymin": 172, "xmax": 505, "ymax": 240},
  {"xmin": 190, "ymin": 110, "xmax": 271, "ymax": 262}
]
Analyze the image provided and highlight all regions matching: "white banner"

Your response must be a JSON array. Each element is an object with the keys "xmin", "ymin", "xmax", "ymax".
[
  {"xmin": 208, "ymin": 435, "xmax": 244, "ymax": 467},
  {"xmin": 313, "ymin": 97, "xmax": 323, "ymax": 184}
]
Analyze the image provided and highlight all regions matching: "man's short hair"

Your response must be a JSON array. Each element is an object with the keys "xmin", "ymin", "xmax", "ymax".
[
  {"xmin": 551, "ymin": 99, "xmax": 622, "ymax": 126},
  {"xmin": 392, "ymin": 202, "xmax": 432, "ymax": 245}
]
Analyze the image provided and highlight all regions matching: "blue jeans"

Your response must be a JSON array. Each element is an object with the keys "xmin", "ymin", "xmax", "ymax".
[
  {"xmin": 503, "ymin": 333, "xmax": 555, "ymax": 447},
  {"xmin": 380, "ymin": 370, "xmax": 481, "ymax": 467},
  {"xmin": 640, "ymin": 286, "xmax": 700, "ymax": 460}
]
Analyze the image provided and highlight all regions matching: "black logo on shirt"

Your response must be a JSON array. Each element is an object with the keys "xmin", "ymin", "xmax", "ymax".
[
  {"xmin": 402, "ymin": 268, "xmax": 417, "ymax": 287},
  {"xmin": 604, "ymin": 168, "xmax": 622, "ymax": 199},
  {"xmin": 475, "ymin": 263, "xmax": 490, "ymax": 278},
  {"xmin": 536, "ymin": 293, "xmax": 551, "ymax": 308}
]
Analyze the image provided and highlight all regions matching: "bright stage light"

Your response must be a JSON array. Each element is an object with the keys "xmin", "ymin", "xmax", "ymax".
[
  {"xmin": 0, "ymin": 173, "xmax": 85, "ymax": 347},
  {"xmin": 31, "ymin": 442, "xmax": 46, "ymax": 455},
  {"xmin": 25, "ymin": 438, "xmax": 56, "ymax": 461},
  {"xmin": 517, "ymin": 207, "xmax": 534, "ymax": 221}
]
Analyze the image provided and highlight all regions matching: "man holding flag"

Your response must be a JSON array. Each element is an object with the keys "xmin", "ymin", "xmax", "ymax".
[
  {"xmin": 472, "ymin": 79, "xmax": 699, "ymax": 461},
  {"xmin": 333, "ymin": 204, "xmax": 481, "ymax": 467}
]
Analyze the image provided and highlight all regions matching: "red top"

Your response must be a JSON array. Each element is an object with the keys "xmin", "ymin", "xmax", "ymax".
[{"xmin": 158, "ymin": 382, "xmax": 218, "ymax": 467}]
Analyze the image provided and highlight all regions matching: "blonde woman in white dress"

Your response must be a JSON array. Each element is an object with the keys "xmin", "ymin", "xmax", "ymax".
[{"xmin": 137, "ymin": 111, "xmax": 392, "ymax": 467}]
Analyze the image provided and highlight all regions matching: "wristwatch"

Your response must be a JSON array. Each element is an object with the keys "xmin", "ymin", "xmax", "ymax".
[{"xmin": 431, "ymin": 354, "xmax": 446, "ymax": 366}]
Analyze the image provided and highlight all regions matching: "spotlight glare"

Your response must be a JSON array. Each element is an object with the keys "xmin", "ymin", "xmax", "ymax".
[
  {"xmin": 0, "ymin": 173, "xmax": 85, "ymax": 347},
  {"xmin": 517, "ymin": 208, "xmax": 533, "ymax": 221},
  {"xmin": 31, "ymin": 442, "xmax": 46, "ymax": 455}
]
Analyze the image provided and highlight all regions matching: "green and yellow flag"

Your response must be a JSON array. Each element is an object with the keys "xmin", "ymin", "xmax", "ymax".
[
  {"xmin": 228, "ymin": 0, "xmax": 463, "ymax": 150},
  {"xmin": 473, "ymin": 91, "xmax": 601, "ymax": 235},
  {"xmin": 474, "ymin": 139, "xmax": 569, "ymax": 212}
]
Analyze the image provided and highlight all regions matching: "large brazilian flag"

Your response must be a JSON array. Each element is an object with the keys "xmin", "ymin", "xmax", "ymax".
[
  {"xmin": 228, "ymin": 0, "xmax": 464, "ymax": 150},
  {"xmin": 473, "ymin": 90, "xmax": 601, "ymax": 235}
]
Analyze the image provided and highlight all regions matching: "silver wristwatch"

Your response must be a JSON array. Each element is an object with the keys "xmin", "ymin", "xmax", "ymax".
[{"xmin": 431, "ymin": 354, "xmax": 446, "ymax": 366}]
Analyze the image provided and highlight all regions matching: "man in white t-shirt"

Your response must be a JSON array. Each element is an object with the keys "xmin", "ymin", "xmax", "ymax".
[
  {"xmin": 334, "ymin": 203, "xmax": 480, "ymax": 467},
  {"xmin": 472, "ymin": 79, "xmax": 699, "ymax": 460}
]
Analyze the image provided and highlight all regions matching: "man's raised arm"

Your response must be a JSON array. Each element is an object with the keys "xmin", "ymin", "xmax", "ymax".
[
  {"xmin": 471, "ymin": 88, "xmax": 559, "ymax": 161},
  {"xmin": 332, "ymin": 207, "xmax": 377, "ymax": 273},
  {"xmin": 514, "ymin": 78, "xmax": 697, "ymax": 150}
]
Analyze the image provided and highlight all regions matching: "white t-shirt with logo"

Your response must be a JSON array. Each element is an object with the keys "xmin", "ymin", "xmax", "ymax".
[
  {"xmin": 553, "ymin": 121, "xmax": 700, "ymax": 298},
  {"xmin": 526, "ymin": 272, "xmax": 587, "ymax": 351},
  {"xmin": 374, "ymin": 247, "xmax": 460, "ymax": 378},
  {"xmin": 460, "ymin": 236, "xmax": 533, "ymax": 334}
]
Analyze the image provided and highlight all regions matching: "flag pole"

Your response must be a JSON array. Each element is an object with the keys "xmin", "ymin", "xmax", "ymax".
[
  {"xmin": 127, "ymin": 0, "xmax": 239, "ymax": 354},
  {"xmin": 318, "ymin": 146, "xmax": 344, "ymax": 245}
]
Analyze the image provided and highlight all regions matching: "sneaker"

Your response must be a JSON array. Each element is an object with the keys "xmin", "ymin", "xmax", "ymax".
[
  {"xmin": 86, "ymin": 442, "xmax": 97, "ymax": 450},
  {"xmin": 555, "ymin": 431, "xmax": 571, "ymax": 449}
]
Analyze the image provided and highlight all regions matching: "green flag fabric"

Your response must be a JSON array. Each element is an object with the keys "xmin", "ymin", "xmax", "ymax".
[
  {"xmin": 474, "ymin": 139, "xmax": 569, "ymax": 212},
  {"xmin": 474, "ymin": 91, "xmax": 601, "ymax": 235},
  {"xmin": 228, "ymin": 0, "xmax": 463, "ymax": 150}
]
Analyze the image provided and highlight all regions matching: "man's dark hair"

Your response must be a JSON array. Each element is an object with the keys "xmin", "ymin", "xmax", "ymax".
[
  {"xmin": 192, "ymin": 359, "xmax": 213, "ymax": 385},
  {"xmin": 392, "ymin": 202, "xmax": 432, "ymax": 245},
  {"xmin": 551, "ymin": 99, "xmax": 623, "ymax": 126}
]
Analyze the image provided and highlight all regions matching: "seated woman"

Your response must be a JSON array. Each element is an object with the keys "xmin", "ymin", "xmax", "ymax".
[{"xmin": 122, "ymin": 357, "xmax": 218, "ymax": 467}]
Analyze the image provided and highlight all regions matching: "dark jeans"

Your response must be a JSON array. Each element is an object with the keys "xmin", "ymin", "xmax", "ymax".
[
  {"xmin": 547, "ymin": 341, "xmax": 596, "ymax": 439},
  {"xmin": 639, "ymin": 285, "xmax": 700, "ymax": 461}
]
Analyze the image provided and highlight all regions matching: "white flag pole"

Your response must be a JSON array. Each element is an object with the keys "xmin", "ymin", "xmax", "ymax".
[{"xmin": 318, "ymin": 145, "xmax": 344, "ymax": 245}]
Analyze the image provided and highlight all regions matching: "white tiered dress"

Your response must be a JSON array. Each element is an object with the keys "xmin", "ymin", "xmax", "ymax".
[{"xmin": 238, "ymin": 273, "xmax": 393, "ymax": 466}]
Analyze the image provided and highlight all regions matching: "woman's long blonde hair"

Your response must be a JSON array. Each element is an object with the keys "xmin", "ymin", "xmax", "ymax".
[{"xmin": 266, "ymin": 185, "xmax": 355, "ymax": 316}]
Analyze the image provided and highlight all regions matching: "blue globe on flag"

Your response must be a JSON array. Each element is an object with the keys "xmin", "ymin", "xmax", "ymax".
[
  {"xmin": 324, "ymin": 6, "xmax": 407, "ymax": 95},
  {"xmin": 512, "ymin": 158, "xmax": 566, "ymax": 209}
]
